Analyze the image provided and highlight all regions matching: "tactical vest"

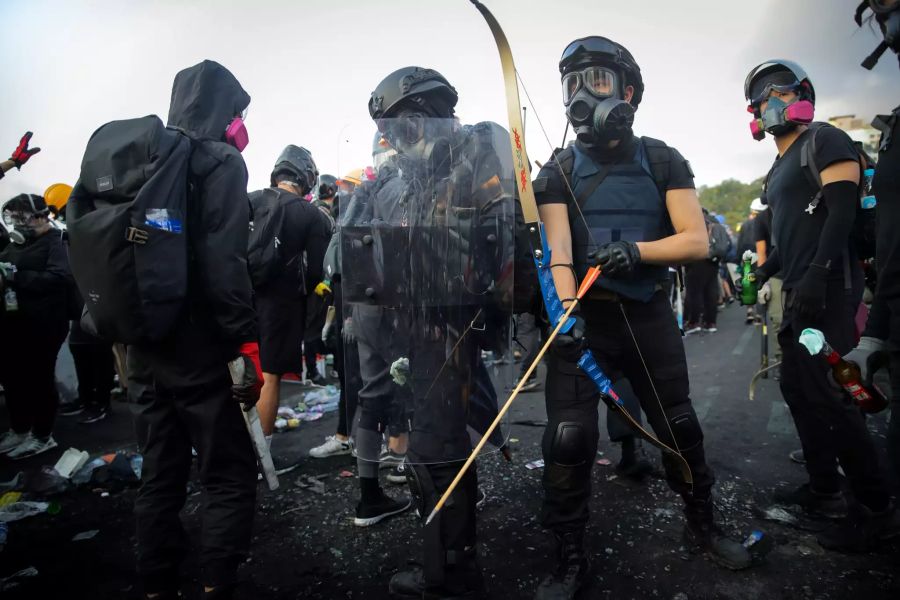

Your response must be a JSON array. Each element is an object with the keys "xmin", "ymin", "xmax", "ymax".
[{"xmin": 569, "ymin": 141, "xmax": 672, "ymax": 302}]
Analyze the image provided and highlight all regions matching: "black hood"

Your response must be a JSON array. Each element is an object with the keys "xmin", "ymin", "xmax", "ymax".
[{"xmin": 167, "ymin": 60, "xmax": 250, "ymax": 141}]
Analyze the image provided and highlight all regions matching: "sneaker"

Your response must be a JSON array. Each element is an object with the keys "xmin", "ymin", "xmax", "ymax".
[
  {"xmin": 702, "ymin": 323, "xmax": 718, "ymax": 333},
  {"xmin": 771, "ymin": 483, "xmax": 847, "ymax": 520},
  {"xmin": 378, "ymin": 450, "xmax": 405, "ymax": 470},
  {"xmin": 684, "ymin": 323, "xmax": 702, "ymax": 335},
  {"xmin": 354, "ymin": 492, "xmax": 411, "ymax": 527},
  {"xmin": 816, "ymin": 501, "xmax": 900, "ymax": 552},
  {"xmin": 0, "ymin": 430, "xmax": 30, "ymax": 455},
  {"xmin": 78, "ymin": 406, "xmax": 109, "ymax": 424},
  {"xmin": 519, "ymin": 377, "xmax": 541, "ymax": 392},
  {"xmin": 59, "ymin": 400, "xmax": 85, "ymax": 416},
  {"xmin": 386, "ymin": 462, "xmax": 408, "ymax": 485},
  {"xmin": 789, "ymin": 449, "xmax": 806, "ymax": 465},
  {"xmin": 309, "ymin": 435, "xmax": 352, "ymax": 458},
  {"xmin": 308, "ymin": 374, "xmax": 328, "ymax": 387},
  {"xmin": 505, "ymin": 376, "xmax": 540, "ymax": 393},
  {"xmin": 7, "ymin": 434, "xmax": 58, "ymax": 460}
]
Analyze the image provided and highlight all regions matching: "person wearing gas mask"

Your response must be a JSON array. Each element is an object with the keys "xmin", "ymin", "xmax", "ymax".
[
  {"xmin": 531, "ymin": 37, "xmax": 765, "ymax": 597},
  {"xmin": 125, "ymin": 61, "xmax": 261, "ymax": 600},
  {"xmin": 351, "ymin": 66, "xmax": 516, "ymax": 598},
  {"xmin": 0, "ymin": 134, "xmax": 42, "ymax": 251},
  {"xmin": 0, "ymin": 194, "xmax": 71, "ymax": 459},
  {"xmin": 741, "ymin": 59, "xmax": 899, "ymax": 551},
  {"xmin": 250, "ymin": 146, "xmax": 331, "ymax": 442},
  {"xmin": 845, "ymin": 0, "xmax": 900, "ymax": 510}
]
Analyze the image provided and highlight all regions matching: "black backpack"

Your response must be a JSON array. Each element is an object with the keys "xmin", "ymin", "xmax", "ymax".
[
  {"xmin": 763, "ymin": 122, "xmax": 877, "ymax": 260},
  {"xmin": 707, "ymin": 220, "xmax": 731, "ymax": 263},
  {"xmin": 247, "ymin": 188, "xmax": 297, "ymax": 289},
  {"xmin": 67, "ymin": 115, "xmax": 192, "ymax": 344}
]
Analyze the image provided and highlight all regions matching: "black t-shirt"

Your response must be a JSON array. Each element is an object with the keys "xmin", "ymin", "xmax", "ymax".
[
  {"xmin": 534, "ymin": 138, "xmax": 695, "ymax": 205},
  {"xmin": 736, "ymin": 216, "xmax": 758, "ymax": 256},
  {"xmin": 753, "ymin": 209, "xmax": 772, "ymax": 252},
  {"xmin": 765, "ymin": 125, "xmax": 860, "ymax": 287}
]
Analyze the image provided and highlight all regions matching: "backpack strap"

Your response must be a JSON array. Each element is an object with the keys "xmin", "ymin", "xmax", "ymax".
[
  {"xmin": 799, "ymin": 123, "xmax": 826, "ymax": 205},
  {"xmin": 640, "ymin": 136, "xmax": 672, "ymax": 199}
]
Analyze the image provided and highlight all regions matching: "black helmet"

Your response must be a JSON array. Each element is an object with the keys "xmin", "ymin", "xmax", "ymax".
[
  {"xmin": 270, "ymin": 145, "xmax": 318, "ymax": 193},
  {"xmin": 368, "ymin": 67, "xmax": 458, "ymax": 120},
  {"xmin": 559, "ymin": 36, "xmax": 644, "ymax": 107},
  {"xmin": 317, "ymin": 174, "xmax": 338, "ymax": 201},
  {"xmin": 744, "ymin": 59, "xmax": 815, "ymax": 106}
]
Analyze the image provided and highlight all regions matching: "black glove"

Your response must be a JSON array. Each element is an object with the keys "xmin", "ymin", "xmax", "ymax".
[
  {"xmin": 792, "ymin": 264, "xmax": 828, "ymax": 322},
  {"xmin": 591, "ymin": 241, "xmax": 640, "ymax": 278},
  {"xmin": 551, "ymin": 312, "xmax": 587, "ymax": 363},
  {"xmin": 10, "ymin": 132, "xmax": 40, "ymax": 169}
]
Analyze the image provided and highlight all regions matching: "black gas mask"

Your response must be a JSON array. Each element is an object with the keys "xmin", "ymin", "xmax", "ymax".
[
  {"xmin": 856, "ymin": 0, "xmax": 900, "ymax": 69},
  {"xmin": 562, "ymin": 65, "xmax": 634, "ymax": 146}
]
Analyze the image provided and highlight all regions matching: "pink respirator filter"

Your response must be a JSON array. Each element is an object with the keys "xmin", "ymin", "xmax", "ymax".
[{"xmin": 225, "ymin": 117, "xmax": 249, "ymax": 152}]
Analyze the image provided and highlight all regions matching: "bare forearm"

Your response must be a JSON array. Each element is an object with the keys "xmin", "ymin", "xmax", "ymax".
[
  {"xmin": 0, "ymin": 160, "xmax": 14, "ymax": 174},
  {"xmin": 756, "ymin": 240, "xmax": 767, "ymax": 265},
  {"xmin": 637, "ymin": 229, "xmax": 708, "ymax": 265}
]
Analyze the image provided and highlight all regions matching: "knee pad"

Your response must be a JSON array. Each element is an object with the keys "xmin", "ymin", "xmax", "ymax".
[
  {"xmin": 548, "ymin": 421, "xmax": 591, "ymax": 467},
  {"xmin": 666, "ymin": 407, "xmax": 703, "ymax": 452}
]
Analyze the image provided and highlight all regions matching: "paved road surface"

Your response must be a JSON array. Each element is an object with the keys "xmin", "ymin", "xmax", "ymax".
[{"xmin": 1, "ymin": 303, "xmax": 897, "ymax": 599}]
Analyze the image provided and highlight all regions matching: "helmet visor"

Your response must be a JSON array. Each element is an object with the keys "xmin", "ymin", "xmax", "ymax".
[
  {"xmin": 377, "ymin": 112, "xmax": 427, "ymax": 147},
  {"xmin": 560, "ymin": 36, "xmax": 621, "ymax": 67}
]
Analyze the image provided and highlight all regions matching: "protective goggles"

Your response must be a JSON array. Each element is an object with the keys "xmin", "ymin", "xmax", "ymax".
[
  {"xmin": 376, "ymin": 112, "xmax": 427, "ymax": 146},
  {"xmin": 561, "ymin": 67, "xmax": 617, "ymax": 105},
  {"xmin": 2, "ymin": 209, "xmax": 38, "ymax": 228},
  {"xmin": 748, "ymin": 81, "xmax": 801, "ymax": 108}
]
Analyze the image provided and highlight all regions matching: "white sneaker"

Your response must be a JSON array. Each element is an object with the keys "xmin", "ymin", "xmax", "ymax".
[
  {"xmin": 0, "ymin": 430, "xmax": 29, "ymax": 455},
  {"xmin": 309, "ymin": 435, "xmax": 352, "ymax": 458},
  {"xmin": 7, "ymin": 434, "xmax": 58, "ymax": 460}
]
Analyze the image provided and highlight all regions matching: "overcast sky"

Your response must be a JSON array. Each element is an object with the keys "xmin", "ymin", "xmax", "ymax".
[{"xmin": 2, "ymin": 0, "xmax": 898, "ymax": 201}]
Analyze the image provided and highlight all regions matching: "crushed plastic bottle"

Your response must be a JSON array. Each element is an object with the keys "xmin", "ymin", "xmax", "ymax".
[{"xmin": 0, "ymin": 501, "xmax": 50, "ymax": 523}]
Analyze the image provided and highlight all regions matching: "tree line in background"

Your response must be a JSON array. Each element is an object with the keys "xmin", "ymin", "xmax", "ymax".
[{"xmin": 698, "ymin": 176, "xmax": 765, "ymax": 231}]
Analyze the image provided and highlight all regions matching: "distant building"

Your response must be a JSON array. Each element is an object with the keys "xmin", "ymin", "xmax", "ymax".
[{"xmin": 827, "ymin": 114, "xmax": 880, "ymax": 158}]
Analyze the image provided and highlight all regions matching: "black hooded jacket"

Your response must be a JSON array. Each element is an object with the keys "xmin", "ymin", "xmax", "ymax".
[
  {"xmin": 0, "ymin": 228, "xmax": 72, "ymax": 327},
  {"xmin": 132, "ymin": 60, "xmax": 256, "ymax": 388}
]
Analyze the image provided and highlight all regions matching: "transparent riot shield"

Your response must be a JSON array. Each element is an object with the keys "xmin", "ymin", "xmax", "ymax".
[{"xmin": 340, "ymin": 118, "xmax": 517, "ymax": 466}]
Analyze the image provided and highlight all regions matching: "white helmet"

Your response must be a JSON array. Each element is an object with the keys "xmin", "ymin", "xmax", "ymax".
[{"xmin": 750, "ymin": 197, "xmax": 767, "ymax": 212}]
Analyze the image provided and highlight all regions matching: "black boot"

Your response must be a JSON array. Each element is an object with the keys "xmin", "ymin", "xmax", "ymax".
[
  {"xmin": 389, "ymin": 552, "xmax": 485, "ymax": 599},
  {"xmin": 683, "ymin": 498, "xmax": 769, "ymax": 571},
  {"xmin": 533, "ymin": 530, "xmax": 591, "ymax": 600},
  {"xmin": 816, "ymin": 500, "xmax": 900, "ymax": 552},
  {"xmin": 615, "ymin": 437, "xmax": 653, "ymax": 481}
]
